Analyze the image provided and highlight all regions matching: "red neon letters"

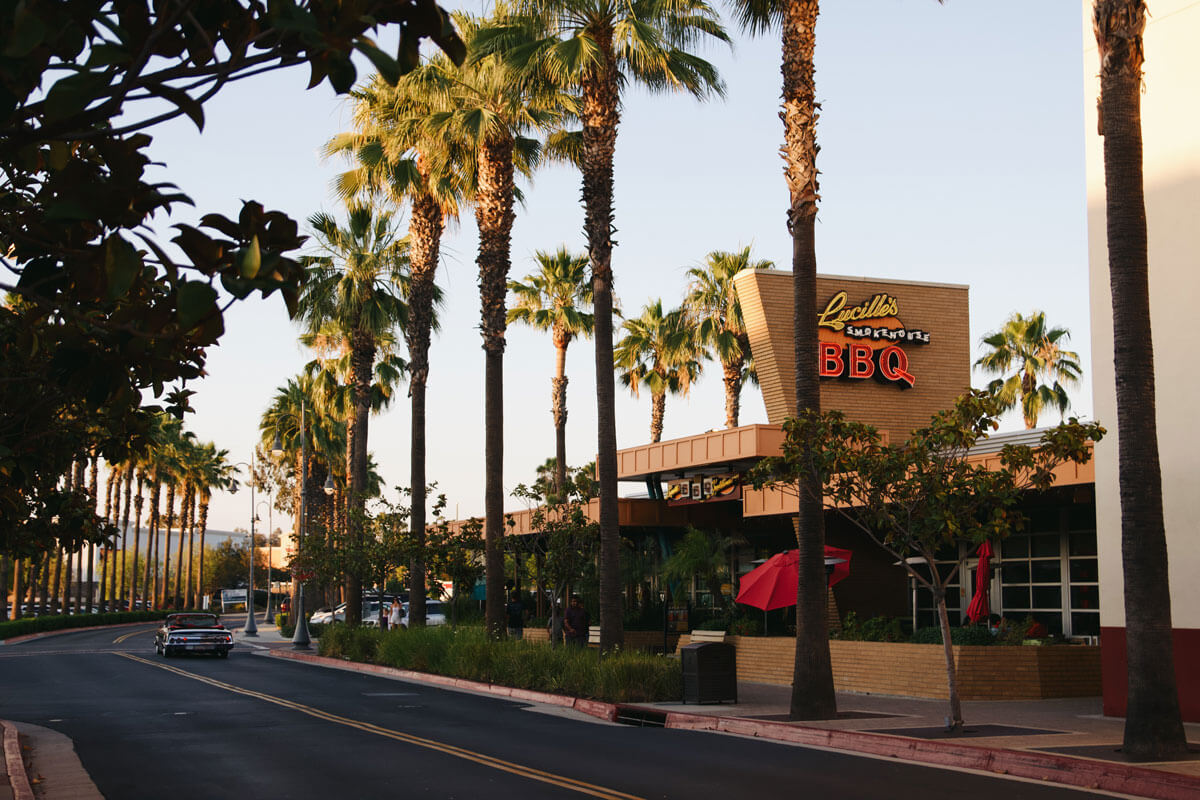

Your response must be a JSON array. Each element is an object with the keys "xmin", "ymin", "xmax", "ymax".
[{"xmin": 819, "ymin": 342, "xmax": 915, "ymax": 388}]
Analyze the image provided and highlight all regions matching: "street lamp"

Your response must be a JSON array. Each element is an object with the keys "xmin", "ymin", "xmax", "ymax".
[
  {"xmin": 271, "ymin": 398, "xmax": 312, "ymax": 650},
  {"xmin": 233, "ymin": 453, "xmax": 258, "ymax": 637},
  {"xmin": 660, "ymin": 589, "xmax": 669, "ymax": 655},
  {"xmin": 257, "ymin": 499, "xmax": 274, "ymax": 627},
  {"xmin": 323, "ymin": 474, "xmax": 335, "ymax": 495}
]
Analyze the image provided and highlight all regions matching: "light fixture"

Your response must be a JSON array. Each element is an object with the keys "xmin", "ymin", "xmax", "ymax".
[
  {"xmin": 323, "ymin": 475, "xmax": 335, "ymax": 495},
  {"xmin": 270, "ymin": 432, "xmax": 284, "ymax": 457}
]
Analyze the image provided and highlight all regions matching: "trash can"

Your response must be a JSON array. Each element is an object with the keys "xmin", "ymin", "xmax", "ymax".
[{"xmin": 680, "ymin": 642, "xmax": 737, "ymax": 704}]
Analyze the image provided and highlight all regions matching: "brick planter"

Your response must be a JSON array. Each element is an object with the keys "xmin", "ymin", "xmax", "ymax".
[
  {"xmin": 519, "ymin": 627, "xmax": 680, "ymax": 652},
  {"xmin": 674, "ymin": 635, "xmax": 1101, "ymax": 700}
]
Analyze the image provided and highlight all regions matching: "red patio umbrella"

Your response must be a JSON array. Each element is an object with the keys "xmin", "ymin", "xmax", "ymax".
[
  {"xmin": 735, "ymin": 546, "xmax": 853, "ymax": 611},
  {"xmin": 966, "ymin": 540, "xmax": 994, "ymax": 623}
]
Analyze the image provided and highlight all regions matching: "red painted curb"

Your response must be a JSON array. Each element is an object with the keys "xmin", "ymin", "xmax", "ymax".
[
  {"xmin": 1, "ymin": 720, "xmax": 35, "ymax": 800},
  {"xmin": 0, "ymin": 620, "xmax": 159, "ymax": 646},
  {"xmin": 265, "ymin": 649, "xmax": 619, "ymax": 721},
  {"xmin": 663, "ymin": 711, "xmax": 1200, "ymax": 800}
]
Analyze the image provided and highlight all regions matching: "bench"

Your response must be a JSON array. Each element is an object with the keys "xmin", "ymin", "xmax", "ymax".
[
  {"xmin": 688, "ymin": 629, "xmax": 727, "ymax": 644},
  {"xmin": 588, "ymin": 626, "xmax": 601, "ymax": 647}
]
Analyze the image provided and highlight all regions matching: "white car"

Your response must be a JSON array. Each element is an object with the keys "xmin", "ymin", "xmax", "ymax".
[
  {"xmin": 308, "ymin": 603, "xmax": 345, "ymax": 625},
  {"xmin": 399, "ymin": 600, "xmax": 447, "ymax": 627}
]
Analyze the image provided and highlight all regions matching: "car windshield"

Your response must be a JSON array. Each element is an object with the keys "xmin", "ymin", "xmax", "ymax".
[{"xmin": 170, "ymin": 615, "xmax": 219, "ymax": 628}]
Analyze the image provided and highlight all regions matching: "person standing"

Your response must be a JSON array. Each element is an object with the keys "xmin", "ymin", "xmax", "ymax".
[
  {"xmin": 563, "ymin": 594, "xmax": 589, "ymax": 647},
  {"xmin": 505, "ymin": 591, "xmax": 526, "ymax": 639},
  {"xmin": 389, "ymin": 600, "xmax": 404, "ymax": 630}
]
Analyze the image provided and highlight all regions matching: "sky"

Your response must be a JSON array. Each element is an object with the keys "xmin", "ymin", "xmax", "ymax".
[{"xmin": 138, "ymin": 1, "xmax": 1093, "ymax": 533}]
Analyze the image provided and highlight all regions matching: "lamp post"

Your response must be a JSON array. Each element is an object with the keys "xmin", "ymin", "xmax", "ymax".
[
  {"xmin": 272, "ymin": 398, "xmax": 312, "ymax": 650},
  {"xmin": 233, "ymin": 454, "xmax": 259, "ymax": 637},
  {"xmin": 660, "ymin": 589, "xmax": 669, "ymax": 655},
  {"xmin": 257, "ymin": 499, "xmax": 274, "ymax": 627}
]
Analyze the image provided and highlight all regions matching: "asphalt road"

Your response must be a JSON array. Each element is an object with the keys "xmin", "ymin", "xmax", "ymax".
[{"xmin": 0, "ymin": 624, "xmax": 1110, "ymax": 800}]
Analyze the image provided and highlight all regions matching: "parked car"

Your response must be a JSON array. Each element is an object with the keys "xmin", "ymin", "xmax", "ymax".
[
  {"xmin": 154, "ymin": 613, "xmax": 233, "ymax": 658},
  {"xmin": 309, "ymin": 603, "xmax": 345, "ymax": 625},
  {"xmin": 398, "ymin": 600, "xmax": 447, "ymax": 628}
]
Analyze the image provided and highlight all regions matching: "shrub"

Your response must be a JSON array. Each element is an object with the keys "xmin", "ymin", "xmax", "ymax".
[
  {"xmin": 833, "ymin": 612, "xmax": 907, "ymax": 642},
  {"xmin": 910, "ymin": 624, "xmax": 995, "ymax": 646},
  {"xmin": 318, "ymin": 624, "xmax": 382, "ymax": 662},
  {"xmin": 368, "ymin": 625, "xmax": 680, "ymax": 703},
  {"xmin": 0, "ymin": 610, "xmax": 168, "ymax": 640}
]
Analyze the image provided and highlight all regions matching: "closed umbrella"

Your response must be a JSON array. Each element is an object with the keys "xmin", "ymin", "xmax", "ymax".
[
  {"xmin": 735, "ymin": 546, "xmax": 853, "ymax": 611},
  {"xmin": 966, "ymin": 540, "xmax": 994, "ymax": 623}
]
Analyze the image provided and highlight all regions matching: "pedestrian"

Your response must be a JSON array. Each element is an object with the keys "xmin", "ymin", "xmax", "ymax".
[
  {"xmin": 389, "ymin": 599, "xmax": 404, "ymax": 630},
  {"xmin": 506, "ymin": 590, "xmax": 526, "ymax": 639},
  {"xmin": 563, "ymin": 594, "xmax": 589, "ymax": 647}
]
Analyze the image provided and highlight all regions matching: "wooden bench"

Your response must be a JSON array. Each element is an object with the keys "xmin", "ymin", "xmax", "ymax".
[
  {"xmin": 689, "ymin": 629, "xmax": 727, "ymax": 644},
  {"xmin": 588, "ymin": 626, "xmax": 601, "ymax": 647}
]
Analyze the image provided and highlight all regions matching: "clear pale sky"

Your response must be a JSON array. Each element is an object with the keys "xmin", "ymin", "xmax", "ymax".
[{"xmin": 141, "ymin": 1, "xmax": 1092, "ymax": 532}]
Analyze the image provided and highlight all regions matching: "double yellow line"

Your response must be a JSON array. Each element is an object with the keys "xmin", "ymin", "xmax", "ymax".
[
  {"xmin": 112, "ymin": 629, "xmax": 148, "ymax": 644},
  {"xmin": 114, "ymin": 652, "xmax": 642, "ymax": 800}
]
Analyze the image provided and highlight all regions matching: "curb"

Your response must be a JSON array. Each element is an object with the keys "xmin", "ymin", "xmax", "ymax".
[
  {"xmin": 661, "ymin": 712, "xmax": 1200, "ymax": 800},
  {"xmin": 265, "ymin": 649, "xmax": 1198, "ymax": 800},
  {"xmin": 1, "ymin": 720, "xmax": 35, "ymax": 800},
  {"xmin": 0, "ymin": 620, "xmax": 159, "ymax": 646},
  {"xmin": 265, "ymin": 649, "xmax": 619, "ymax": 723}
]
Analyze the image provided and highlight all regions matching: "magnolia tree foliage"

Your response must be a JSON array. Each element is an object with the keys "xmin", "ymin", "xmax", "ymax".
[
  {"xmin": 749, "ymin": 390, "xmax": 1104, "ymax": 730},
  {"xmin": 0, "ymin": 1, "xmax": 463, "ymax": 557}
]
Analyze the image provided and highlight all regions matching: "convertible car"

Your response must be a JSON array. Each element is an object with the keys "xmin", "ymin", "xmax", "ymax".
[{"xmin": 154, "ymin": 613, "xmax": 234, "ymax": 658}]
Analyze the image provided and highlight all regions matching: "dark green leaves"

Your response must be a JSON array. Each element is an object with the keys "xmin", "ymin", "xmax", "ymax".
[
  {"xmin": 103, "ymin": 234, "xmax": 141, "ymax": 299},
  {"xmin": 176, "ymin": 280, "xmax": 218, "ymax": 330}
]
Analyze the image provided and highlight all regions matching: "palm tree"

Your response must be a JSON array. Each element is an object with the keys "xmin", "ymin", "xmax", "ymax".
[
  {"xmin": 1093, "ymin": 0, "xmax": 1186, "ymax": 760},
  {"xmin": 615, "ymin": 300, "xmax": 703, "ymax": 444},
  {"xmin": 296, "ymin": 203, "xmax": 409, "ymax": 626},
  {"xmin": 422, "ymin": 9, "xmax": 576, "ymax": 638},
  {"xmin": 508, "ymin": 247, "xmax": 594, "ymax": 496},
  {"xmin": 328, "ymin": 72, "xmax": 464, "ymax": 630},
  {"xmin": 193, "ymin": 443, "xmax": 236, "ymax": 609},
  {"xmin": 725, "ymin": 0, "xmax": 846, "ymax": 720},
  {"xmin": 476, "ymin": 0, "xmax": 727, "ymax": 651},
  {"xmin": 975, "ymin": 311, "xmax": 1081, "ymax": 429},
  {"xmin": 685, "ymin": 247, "xmax": 774, "ymax": 428}
]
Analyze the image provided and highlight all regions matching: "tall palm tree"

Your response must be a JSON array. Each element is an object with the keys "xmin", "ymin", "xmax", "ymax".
[
  {"xmin": 1093, "ymin": 0, "xmax": 1186, "ymax": 760},
  {"xmin": 296, "ymin": 203, "xmax": 409, "ymax": 626},
  {"xmin": 615, "ymin": 300, "xmax": 704, "ymax": 444},
  {"xmin": 477, "ymin": 0, "xmax": 727, "ymax": 651},
  {"xmin": 685, "ymin": 246, "xmax": 774, "ymax": 429},
  {"xmin": 508, "ymin": 247, "xmax": 594, "ymax": 496},
  {"xmin": 328, "ymin": 72, "xmax": 463, "ymax": 630},
  {"xmin": 726, "ymin": 0, "xmax": 848, "ymax": 719},
  {"xmin": 416, "ymin": 9, "xmax": 576, "ymax": 638},
  {"xmin": 193, "ymin": 443, "xmax": 236, "ymax": 609},
  {"xmin": 975, "ymin": 311, "xmax": 1081, "ymax": 429}
]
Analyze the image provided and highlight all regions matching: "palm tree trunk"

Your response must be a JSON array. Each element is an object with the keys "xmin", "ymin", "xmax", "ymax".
[
  {"xmin": 50, "ymin": 543, "xmax": 62, "ymax": 614},
  {"xmin": 100, "ymin": 467, "xmax": 115, "ymax": 611},
  {"xmin": 37, "ymin": 550, "xmax": 50, "ymax": 615},
  {"xmin": 173, "ymin": 483, "xmax": 190, "ymax": 606},
  {"xmin": 406, "ymin": 190, "xmax": 443, "ymax": 628},
  {"xmin": 650, "ymin": 391, "xmax": 666, "ymax": 443},
  {"xmin": 783, "ymin": 0, "xmax": 836, "ymax": 720},
  {"xmin": 343, "ymin": 330, "xmax": 375, "ymax": 627},
  {"xmin": 145, "ymin": 478, "xmax": 161, "ymax": 609},
  {"xmin": 552, "ymin": 341, "xmax": 569, "ymax": 496},
  {"xmin": 119, "ymin": 463, "xmax": 134, "ymax": 608},
  {"xmin": 582, "ymin": 29, "xmax": 624, "ymax": 653},
  {"xmin": 197, "ymin": 497, "xmax": 211, "ymax": 608},
  {"xmin": 0, "ymin": 556, "xmax": 10, "ymax": 620},
  {"xmin": 185, "ymin": 491, "xmax": 197, "ymax": 608},
  {"xmin": 26, "ymin": 555, "xmax": 40, "ymax": 615},
  {"xmin": 87, "ymin": 456, "xmax": 98, "ymax": 612},
  {"xmin": 162, "ymin": 482, "xmax": 176, "ymax": 608},
  {"xmin": 477, "ymin": 133, "xmax": 516, "ymax": 640},
  {"xmin": 129, "ymin": 474, "xmax": 144, "ymax": 610},
  {"xmin": 1094, "ymin": 0, "xmax": 1187, "ymax": 761},
  {"xmin": 722, "ymin": 361, "xmax": 742, "ymax": 429}
]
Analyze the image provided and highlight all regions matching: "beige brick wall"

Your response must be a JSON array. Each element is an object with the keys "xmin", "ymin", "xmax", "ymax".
[
  {"xmin": 675, "ymin": 635, "xmax": 1101, "ymax": 700},
  {"xmin": 734, "ymin": 270, "xmax": 971, "ymax": 440}
]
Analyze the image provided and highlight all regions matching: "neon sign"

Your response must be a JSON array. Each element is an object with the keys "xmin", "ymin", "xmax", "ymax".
[{"xmin": 818, "ymin": 291, "xmax": 929, "ymax": 389}]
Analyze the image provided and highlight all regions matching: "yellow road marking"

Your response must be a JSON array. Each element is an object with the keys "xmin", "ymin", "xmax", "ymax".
[
  {"xmin": 113, "ymin": 629, "xmax": 150, "ymax": 644},
  {"xmin": 114, "ymin": 652, "xmax": 643, "ymax": 800}
]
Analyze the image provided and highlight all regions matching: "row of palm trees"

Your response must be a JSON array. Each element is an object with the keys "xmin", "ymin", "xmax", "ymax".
[{"xmin": 2, "ymin": 414, "xmax": 238, "ymax": 620}]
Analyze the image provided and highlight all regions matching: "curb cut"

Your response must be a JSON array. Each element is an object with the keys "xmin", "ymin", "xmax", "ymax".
[
  {"xmin": 661, "ymin": 712, "xmax": 1200, "ymax": 800},
  {"xmin": 1, "ymin": 720, "xmax": 35, "ymax": 800},
  {"xmin": 265, "ymin": 649, "xmax": 619, "ymax": 723},
  {"xmin": 265, "ymin": 649, "xmax": 1198, "ymax": 800}
]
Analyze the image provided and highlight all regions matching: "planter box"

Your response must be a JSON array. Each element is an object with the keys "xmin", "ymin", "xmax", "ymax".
[
  {"xmin": 674, "ymin": 635, "xmax": 1101, "ymax": 700},
  {"xmin": 521, "ymin": 627, "xmax": 680, "ymax": 652}
]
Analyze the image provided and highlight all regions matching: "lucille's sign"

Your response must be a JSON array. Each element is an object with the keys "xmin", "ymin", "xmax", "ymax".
[{"xmin": 817, "ymin": 291, "xmax": 930, "ymax": 389}]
